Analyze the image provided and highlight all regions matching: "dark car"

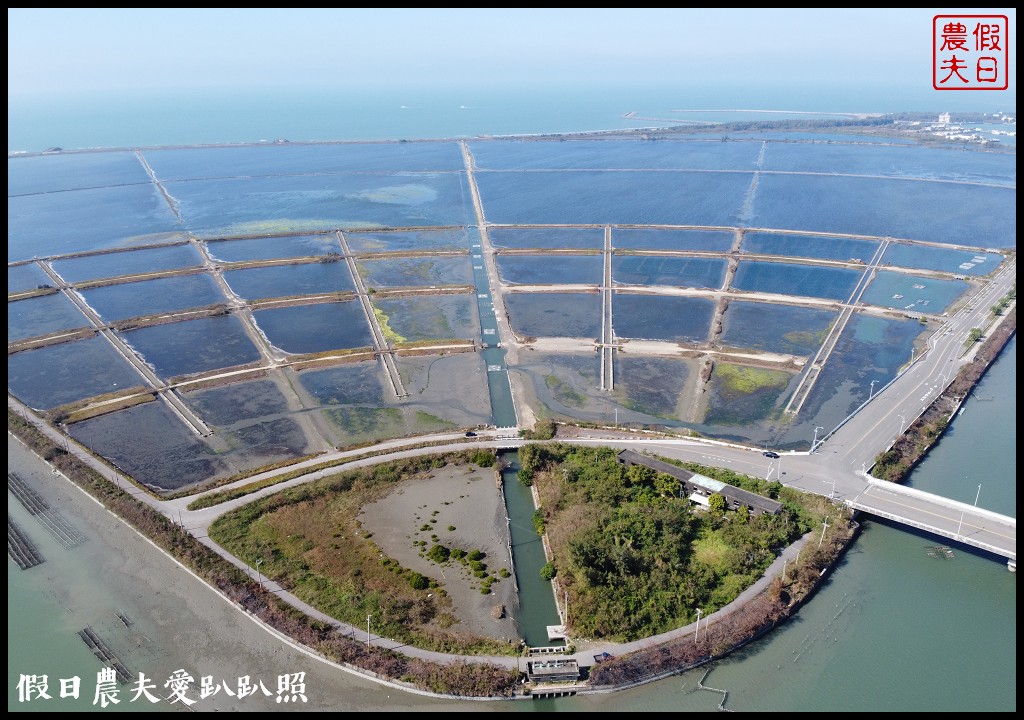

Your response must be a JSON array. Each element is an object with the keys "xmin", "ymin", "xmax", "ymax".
[
  {"xmin": 762, "ymin": 451, "xmax": 780, "ymax": 459},
  {"xmin": 465, "ymin": 431, "xmax": 477, "ymax": 437}
]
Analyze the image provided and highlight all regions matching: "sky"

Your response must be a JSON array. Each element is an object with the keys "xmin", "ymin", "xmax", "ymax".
[{"xmin": 7, "ymin": 8, "xmax": 1017, "ymax": 104}]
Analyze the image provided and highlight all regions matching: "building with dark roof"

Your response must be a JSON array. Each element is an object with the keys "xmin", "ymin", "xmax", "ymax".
[{"xmin": 616, "ymin": 450, "xmax": 783, "ymax": 516}]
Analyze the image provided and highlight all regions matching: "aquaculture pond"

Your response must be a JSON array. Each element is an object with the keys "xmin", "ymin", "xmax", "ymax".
[
  {"xmin": 467, "ymin": 137, "xmax": 762, "ymax": 170},
  {"xmin": 613, "ymin": 227, "xmax": 735, "ymax": 252},
  {"xmin": 356, "ymin": 256, "xmax": 472, "ymax": 288},
  {"xmin": 344, "ymin": 227, "xmax": 470, "ymax": 254},
  {"xmin": 78, "ymin": 272, "xmax": 226, "ymax": 322},
  {"xmin": 8, "ymin": 262, "xmax": 53, "ymax": 293},
  {"xmin": 719, "ymin": 301, "xmax": 838, "ymax": 356},
  {"xmin": 487, "ymin": 226, "xmax": 604, "ymax": 250},
  {"xmin": 205, "ymin": 234, "xmax": 342, "ymax": 262},
  {"xmin": 222, "ymin": 261, "xmax": 355, "ymax": 300},
  {"xmin": 880, "ymin": 244, "xmax": 1003, "ymax": 276},
  {"xmin": 370, "ymin": 294, "xmax": 478, "ymax": 342},
  {"xmin": 299, "ymin": 356, "xmax": 490, "ymax": 446},
  {"xmin": 119, "ymin": 314, "xmax": 262, "ymax": 380},
  {"xmin": 8, "ymin": 335, "xmax": 143, "ymax": 410},
  {"xmin": 861, "ymin": 271, "xmax": 970, "ymax": 314},
  {"xmin": 703, "ymin": 362, "xmax": 797, "ymax": 427},
  {"xmin": 613, "ymin": 255, "xmax": 727, "ymax": 289},
  {"xmin": 252, "ymin": 301, "xmax": 373, "ymax": 354},
  {"xmin": 183, "ymin": 378, "xmax": 293, "ymax": 426},
  {"xmin": 495, "ymin": 254, "xmax": 603, "ymax": 285},
  {"xmin": 7, "ymin": 183, "xmax": 187, "ymax": 262},
  {"xmin": 474, "ymin": 170, "xmax": 751, "ymax": 226},
  {"xmin": 741, "ymin": 232, "xmax": 879, "ymax": 263},
  {"xmin": 513, "ymin": 352, "xmax": 603, "ymax": 417},
  {"xmin": 52, "ymin": 243, "xmax": 203, "ymax": 283},
  {"xmin": 732, "ymin": 261, "xmax": 862, "ymax": 301},
  {"xmin": 763, "ymin": 141, "xmax": 1017, "ymax": 186},
  {"xmin": 504, "ymin": 292, "xmax": 601, "ymax": 339},
  {"xmin": 182, "ymin": 380, "xmax": 313, "ymax": 466},
  {"xmin": 68, "ymin": 401, "xmax": 231, "ymax": 493},
  {"xmin": 613, "ymin": 354, "xmax": 693, "ymax": 421},
  {"xmin": 164, "ymin": 172, "xmax": 474, "ymax": 238},
  {"xmin": 299, "ymin": 361, "xmax": 390, "ymax": 406},
  {"xmin": 750, "ymin": 174, "xmax": 1016, "ymax": 249},
  {"xmin": 774, "ymin": 313, "xmax": 926, "ymax": 449},
  {"xmin": 142, "ymin": 140, "xmax": 465, "ymax": 181},
  {"xmin": 612, "ymin": 294, "xmax": 716, "ymax": 343},
  {"xmin": 8, "ymin": 293, "xmax": 89, "ymax": 342},
  {"xmin": 8, "ymin": 150, "xmax": 150, "ymax": 195}
]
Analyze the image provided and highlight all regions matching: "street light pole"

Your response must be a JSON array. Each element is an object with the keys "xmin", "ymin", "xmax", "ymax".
[
  {"xmin": 695, "ymin": 608, "xmax": 702, "ymax": 646},
  {"xmin": 869, "ymin": 380, "xmax": 877, "ymax": 399},
  {"xmin": 812, "ymin": 426, "xmax": 824, "ymax": 453},
  {"xmin": 366, "ymin": 615, "xmax": 372, "ymax": 649},
  {"xmin": 898, "ymin": 415, "xmax": 906, "ymax": 434},
  {"xmin": 255, "ymin": 559, "xmax": 263, "ymax": 589},
  {"xmin": 974, "ymin": 484, "xmax": 981, "ymax": 507}
]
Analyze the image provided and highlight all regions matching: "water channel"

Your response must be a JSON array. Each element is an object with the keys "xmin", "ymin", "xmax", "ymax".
[{"xmin": 467, "ymin": 226, "xmax": 564, "ymax": 645}]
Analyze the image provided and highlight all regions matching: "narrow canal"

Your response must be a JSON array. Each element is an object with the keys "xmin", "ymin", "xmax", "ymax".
[{"xmin": 468, "ymin": 226, "xmax": 562, "ymax": 646}]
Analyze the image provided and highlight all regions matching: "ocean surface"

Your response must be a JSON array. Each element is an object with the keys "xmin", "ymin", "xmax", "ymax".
[{"xmin": 7, "ymin": 88, "xmax": 1016, "ymax": 712}]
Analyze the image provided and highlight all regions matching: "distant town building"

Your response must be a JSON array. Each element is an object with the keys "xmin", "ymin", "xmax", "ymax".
[{"xmin": 938, "ymin": 112, "xmax": 951, "ymax": 125}]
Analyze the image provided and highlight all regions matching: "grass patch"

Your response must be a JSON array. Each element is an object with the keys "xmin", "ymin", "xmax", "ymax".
[{"xmin": 208, "ymin": 451, "xmax": 518, "ymax": 657}]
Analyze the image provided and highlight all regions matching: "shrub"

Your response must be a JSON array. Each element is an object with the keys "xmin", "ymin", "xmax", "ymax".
[
  {"xmin": 540, "ymin": 562, "xmax": 557, "ymax": 581},
  {"xmin": 408, "ymin": 572, "xmax": 429, "ymax": 590},
  {"xmin": 425, "ymin": 544, "xmax": 451, "ymax": 564}
]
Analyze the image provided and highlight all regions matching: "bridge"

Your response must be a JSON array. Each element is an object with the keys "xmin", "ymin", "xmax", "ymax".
[{"xmin": 847, "ymin": 478, "xmax": 1015, "ymax": 569}]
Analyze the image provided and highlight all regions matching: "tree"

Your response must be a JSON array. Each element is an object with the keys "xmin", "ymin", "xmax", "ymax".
[
  {"xmin": 626, "ymin": 464, "xmax": 656, "ymax": 487},
  {"xmin": 654, "ymin": 472, "xmax": 681, "ymax": 498},
  {"xmin": 708, "ymin": 493, "xmax": 727, "ymax": 517},
  {"xmin": 540, "ymin": 562, "xmax": 557, "ymax": 581}
]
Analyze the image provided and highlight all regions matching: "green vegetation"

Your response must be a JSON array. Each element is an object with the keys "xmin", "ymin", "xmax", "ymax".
[
  {"xmin": 540, "ymin": 562, "xmax": 557, "ymax": 581},
  {"xmin": 967, "ymin": 328, "xmax": 984, "ymax": 346},
  {"xmin": 544, "ymin": 374, "xmax": 587, "ymax": 408},
  {"xmin": 325, "ymin": 406, "xmax": 403, "ymax": 437},
  {"xmin": 990, "ymin": 284, "xmax": 1015, "ymax": 316},
  {"xmin": 713, "ymin": 363, "xmax": 791, "ymax": 395},
  {"xmin": 373, "ymin": 305, "xmax": 408, "ymax": 344},
  {"xmin": 412, "ymin": 410, "xmax": 456, "ymax": 433},
  {"xmin": 520, "ymin": 418, "xmax": 557, "ymax": 440},
  {"xmin": 522, "ymin": 443, "xmax": 822, "ymax": 642},
  {"xmin": 469, "ymin": 449, "xmax": 495, "ymax": 467},
  {"xmin": 782, "ymin": 327, "xmax": 830, "ymax": 350},
  {"xmin": 705, "ymin": 363, "xmax": 793, "ymax": 426},
  {"xmin": 208, "ymin": 450, "xmax": 518, "ymax": 657}
]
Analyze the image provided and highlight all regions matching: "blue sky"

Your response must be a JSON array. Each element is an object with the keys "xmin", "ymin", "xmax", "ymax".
[{"xmin": 7, "ymin": 8, "xmax": 1016, "ymax": 104}]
